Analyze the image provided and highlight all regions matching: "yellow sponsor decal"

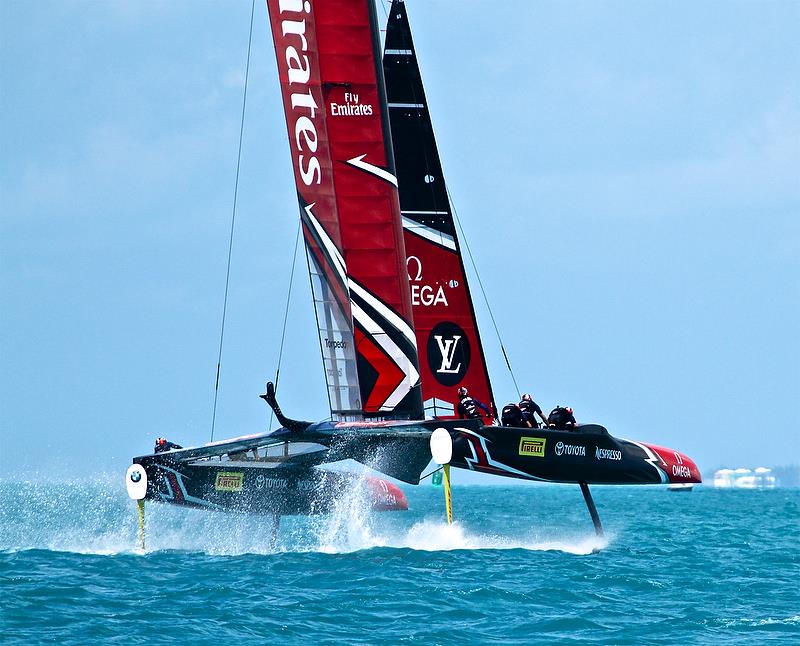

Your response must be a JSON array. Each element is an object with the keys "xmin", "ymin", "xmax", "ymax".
[
  {"xmin": 215, "ymin": 471, "xmax": 244, "ymax": 492},
  {"xmin": 519, "ymin": 437, "xmax": 546, "ymax": 457}
]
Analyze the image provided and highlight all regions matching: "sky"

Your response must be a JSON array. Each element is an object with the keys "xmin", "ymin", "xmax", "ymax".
[{"xmin": 1, "ymin": 1, "xmax": 798, "ymax": 482}]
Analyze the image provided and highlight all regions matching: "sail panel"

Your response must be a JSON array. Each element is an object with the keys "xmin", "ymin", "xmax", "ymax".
[
  {"xmin": 266, "ymin": 0, "xmax": 423, "ymax": 419},
  {"xmin": 305, "ymin": 225, "xmax": 362, "ymax": 415},
  {"xmin": 384, "ymin": 0, "xmax": 496, "ymax": 420}
]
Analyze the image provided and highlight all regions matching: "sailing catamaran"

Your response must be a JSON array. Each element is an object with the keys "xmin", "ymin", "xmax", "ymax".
[{"xmin": 127, "ymin": 0, "xmax": 701, "ymax": 538}]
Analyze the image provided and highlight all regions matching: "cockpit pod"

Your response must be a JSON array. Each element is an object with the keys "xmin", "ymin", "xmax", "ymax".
[{"xmin": 126, "ymin": 463, "xmax": 148, "ymax": 500}]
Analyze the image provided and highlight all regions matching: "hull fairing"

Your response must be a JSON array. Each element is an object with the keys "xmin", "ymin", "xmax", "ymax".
[
  {"xmin": 133, "ymin": 457, "xmax": 407, "ymax": 516},
  {"xmin": 448, "ymin": 424, "xmax": 702, "ymax": 485}
]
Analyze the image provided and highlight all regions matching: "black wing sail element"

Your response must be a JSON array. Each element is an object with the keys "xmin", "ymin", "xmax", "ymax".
[
  {"xmin": 383, "ymin": 1, "xmax": 496, "ymax": 420},
  {"xmin": 384, "ymin": 1, "xmax": 451, "ymax": 235}
]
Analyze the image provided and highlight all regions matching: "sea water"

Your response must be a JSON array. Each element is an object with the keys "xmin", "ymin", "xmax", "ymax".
[{"xmin": 1, "ymin": 479, "xmax": 798, "ymax": 645}]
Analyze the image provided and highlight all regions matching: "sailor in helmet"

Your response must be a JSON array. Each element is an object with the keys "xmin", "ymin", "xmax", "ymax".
[
  {"xmin": 546, "ymin": 405, "xmax": 577, "ymax": 431},
  {"xmin": 518, "ymin": 393, "xmax": 548, "ymax": 429},
  {"xmin": 154, "ymin": 437, "xmax": 183, "ymax": 453},
  {"xmin": 456, "ymin": 386, "xmax": 492, "ymax": 422}
]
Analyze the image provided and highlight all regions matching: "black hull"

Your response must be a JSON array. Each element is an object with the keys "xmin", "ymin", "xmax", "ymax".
[
  {"xmin": 448, "ymin": 424, "xmax": 701, "ymax": 485},
  {"xmin": 130, "ymin": 420, "xmax": 699, "ymax": 517},
  {"xmin": 133, "ymin": 457, "xmax": 407, "ymax": 515}
]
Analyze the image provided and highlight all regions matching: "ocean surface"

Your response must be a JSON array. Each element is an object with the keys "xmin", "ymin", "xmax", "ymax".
[{"xmin": 1, "ymin": 479, "xmax": 798, "ymax": 645}]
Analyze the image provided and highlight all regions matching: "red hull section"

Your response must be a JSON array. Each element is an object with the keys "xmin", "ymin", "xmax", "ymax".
[
  {"xmin": 365, "ymin": 476, "xmax": 408, "ymax": 511},
  {"xmin": 642, "ymin": 443, "xmax": 702, "ymax": 484}
]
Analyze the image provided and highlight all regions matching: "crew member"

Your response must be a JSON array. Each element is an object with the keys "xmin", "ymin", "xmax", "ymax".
[
  {"xmin": 501, "ymin": 403, "xmax": 527, "ymax": 428},
  {"xmin": 456, "ymin": 386, "xmax": 491, "ymax": 422},
  {"xmin": 547, "ymin": 406, "xmax": 577, "ymax": 431},
  {"xmin": 519, "ymin": 393, "xmax": 548, "ymax": 428},
  {"xmin": 154, "ymin": 437, "xmax": 183, "ymax": 453}
]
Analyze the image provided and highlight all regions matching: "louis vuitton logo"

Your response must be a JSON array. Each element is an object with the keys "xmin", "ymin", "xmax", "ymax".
[{"xmin": 435, "ymin": 335, "xmax": 462, "ymax": 374}]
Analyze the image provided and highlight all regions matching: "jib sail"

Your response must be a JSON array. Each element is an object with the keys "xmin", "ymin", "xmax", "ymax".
[
  {"xmin": 383, "ymin": 0, "xmax": 496, "ymax": 420},
  {"xmin": 266, "ymin": 0, "xmax": 423, "ymax": 419}
]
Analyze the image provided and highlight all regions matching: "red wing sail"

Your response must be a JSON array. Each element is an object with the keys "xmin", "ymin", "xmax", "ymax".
[
  {"xmin": 383, "ymin": 0, "xmax": 496, "ymax": 421},
  {"xmin": 267, "ymin": 0, "xmax": 423, "ymax": 419}
]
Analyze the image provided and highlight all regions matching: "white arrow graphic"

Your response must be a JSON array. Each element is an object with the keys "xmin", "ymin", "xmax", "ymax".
[{"xmin": 345, "ymin": 154, "xmax": 398, "ymax": 186}]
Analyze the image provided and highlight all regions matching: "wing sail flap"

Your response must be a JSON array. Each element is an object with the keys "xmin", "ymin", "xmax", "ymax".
[{"xmin": 383, "ymin": 1, "xmax": 496, "ymax": 420}]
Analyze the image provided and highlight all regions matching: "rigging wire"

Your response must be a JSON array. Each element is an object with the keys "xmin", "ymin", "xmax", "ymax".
[
  {"xmin": 210, "ymin": 0, "xmax": 257, "ymax": 442},
  {"xmin": 269, "ymin": 220, "xmax": 302, "ymax": 430}
]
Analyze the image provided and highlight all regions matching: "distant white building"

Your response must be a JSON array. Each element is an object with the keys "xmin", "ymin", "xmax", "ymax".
[{"xmin": 713, "ymin": 467, "xmax": 776, "ymax": 489}]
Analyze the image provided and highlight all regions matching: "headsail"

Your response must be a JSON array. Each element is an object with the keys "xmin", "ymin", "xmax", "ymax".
[
  {"xmin": 383, "ymin": 0, "xmax": 496, "ymax": 420},
  {"xmin": 266, "ymin": 0, "xmax": 423, "ymax": 419}
]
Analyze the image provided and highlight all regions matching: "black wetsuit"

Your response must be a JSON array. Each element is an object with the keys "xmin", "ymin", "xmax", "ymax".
[
  {"xmin": 501, "ymin": 403, "xmax": 526, "ymax": 428},
  {"xmin": 518, "ymin": 398, "xmax": 544, "ymax": 428},
  {"xmin": 458, "ymin": 396, "xmax": 491, "ymax": 421},
  {"xmin": 547, "ymin": 407, "xmax": 577, "ymax": 430}
]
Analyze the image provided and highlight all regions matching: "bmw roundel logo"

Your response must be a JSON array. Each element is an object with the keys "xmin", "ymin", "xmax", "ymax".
[{"xmin": 130, "ymin": 471, "xmax": 142, "ymax": 483}]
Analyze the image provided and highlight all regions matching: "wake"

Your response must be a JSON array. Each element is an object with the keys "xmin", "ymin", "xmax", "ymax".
[
  {"xmin": 308, "ymin": 517, "xmax": 609, "ymax": 555},
  {"xmin": 2, "ymin": 517, "xmax": 608, "ymax": 557},
  {"xmin": 0, "ymin": 477, "xmax": 609, "ymax": 557}
]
